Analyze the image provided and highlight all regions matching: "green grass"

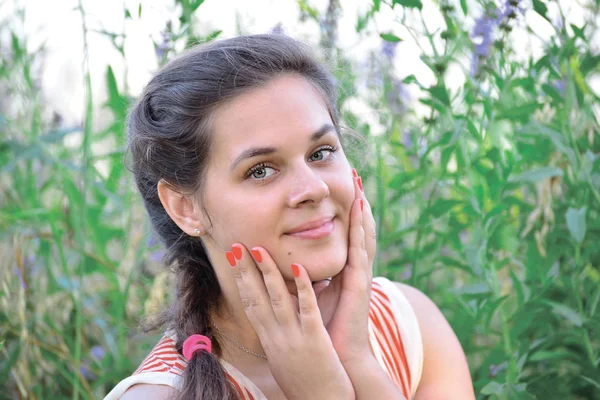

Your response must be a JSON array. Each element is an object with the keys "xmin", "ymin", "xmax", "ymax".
[{"xmin": 1, "ymin": 1, "xmax": 599, "ymax": 399}]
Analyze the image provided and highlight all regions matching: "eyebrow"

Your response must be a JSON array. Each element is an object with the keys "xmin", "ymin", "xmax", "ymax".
[{"xmin": 230, "ymin": 123, "xmax": 336, "ymax": 171}]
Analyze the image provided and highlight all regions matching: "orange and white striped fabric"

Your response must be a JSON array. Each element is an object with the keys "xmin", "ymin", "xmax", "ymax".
[{"xmin": 104, "ymin": 277, "xmax": 423, "ymax": 399}]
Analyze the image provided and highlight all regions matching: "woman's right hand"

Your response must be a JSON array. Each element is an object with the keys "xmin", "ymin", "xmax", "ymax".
[{"xmin": 229, "ymin": 244, "xmax": 355, "ymax": 400}]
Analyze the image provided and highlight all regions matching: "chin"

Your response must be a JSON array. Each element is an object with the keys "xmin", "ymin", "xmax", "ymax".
[{"xmin": 301, "ymin": 252, "xmax": 347, "ymax": 281}]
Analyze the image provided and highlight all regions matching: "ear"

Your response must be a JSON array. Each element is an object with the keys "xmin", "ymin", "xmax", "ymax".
[{"xmin": 157, "ymin": 180, "xmax": 208, "ymax": 237}]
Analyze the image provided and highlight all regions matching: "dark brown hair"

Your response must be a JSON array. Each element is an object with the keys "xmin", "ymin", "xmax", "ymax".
[{"xmin": 127, "ymin": 34, "xmax": 341, "ymax": 399}]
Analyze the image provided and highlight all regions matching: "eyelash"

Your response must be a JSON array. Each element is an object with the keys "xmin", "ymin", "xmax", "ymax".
[{"xmin": 245, "ymin": 145, "xmax": 339, "ymax": 181}]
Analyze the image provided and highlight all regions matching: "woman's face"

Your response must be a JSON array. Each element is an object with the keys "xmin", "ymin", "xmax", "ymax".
[{"xmin": 199, "ymin": 74, "xmax": 354, "ymax": 283}]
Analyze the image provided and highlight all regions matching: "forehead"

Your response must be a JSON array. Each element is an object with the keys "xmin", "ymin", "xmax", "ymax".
[{"xmin": 209, "ymin": 74, "xmax": 334, "ymax": 164}]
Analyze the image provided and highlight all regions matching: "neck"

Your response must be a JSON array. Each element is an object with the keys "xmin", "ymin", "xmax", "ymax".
[{"xmin": 211, "ymin": 298, "xmax": 268, "ymax": 363}]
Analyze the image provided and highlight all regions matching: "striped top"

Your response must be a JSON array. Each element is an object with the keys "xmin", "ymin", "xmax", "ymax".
[{"xmin": 104, "ymin": 277, "xmax": 423, "ymax": 399}]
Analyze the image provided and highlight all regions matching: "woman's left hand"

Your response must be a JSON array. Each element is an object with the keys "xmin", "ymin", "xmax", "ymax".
[{"xmin": 316, "ymin": 168, "xmax": 377, "ymax": 365}]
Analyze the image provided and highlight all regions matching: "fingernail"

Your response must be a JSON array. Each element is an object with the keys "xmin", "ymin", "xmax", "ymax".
[
  {"xmin": 232, "ymin": 244, "xmax": 242, "ymax": 260},
  {"xmin": 251, "ymin": 249, "xmax": 262, "ymax": 263},
  {"xmin": 352, "ymin": 168, "xmax": 358, "ymax": 178},
  {"xmin": 226, "ymin": 252, "xmax": 236, "ymax": 267},
  {"xmin": 291, "ymin": 263, "xmax": 300, "ymax": 278},
  {"xmin": 360, "ymin": 199, "xmax": 364, "ymax": 211},
  {"xmin": 358, "ymin": 177, "xmax": 363, "ymax": 192}
]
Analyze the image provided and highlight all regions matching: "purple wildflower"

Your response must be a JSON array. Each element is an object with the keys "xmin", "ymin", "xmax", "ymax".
[
  {"xmin": 381, "ymin": 41, "xmax": 398, "ymax": 60},
  {"xmin": 91, "ymin": 345, "xmax": 106, "ymax": 361},
  {"xmin": 470, "ymin": 0, "xmax": 525, "ymax": 76},
  {"xmin": 489, "ymin": 364, "xmax": 500, "ymax": 377},
  {"xmin": 400, "ymin": 266, "xmax": 412, "ymax": 280},
  {"xmin": 402, "ymin": 129, "xmax": 413, "ymax": 149},
  {"xmin": 79, "ymin": 362, "xmax": 95, "ymax": 380},
  {"xmin": 386, "ymin": 77, "xmax": 409, "ymax": 116},
  {"xmin": 470, "ymin": 15, "xmax": 496, "ymax": 76},
  {"xmin": 270, "ymin": 23, "xmax": 284, "ymax": 35},
  {"xmin": 146, "ymin": 234, "xmax": 158, "ymax": 248},
  {"xmin": 553, "ymin": 78, "xmax": 566, "ymax": 98},
  {"xmin": 155, "ymin": 22, "xmax": 172, "ymax": 60},
  {"xmin": 149, "ymin": 249, "xmax": 165, "ymax": 263},
  {"xmin": 14, "ymin": 266, "xmax": 26, "ymax": 290},
  {"xmin": 489, "ymin": 361, "xmax": 507, "ymax": 378}
]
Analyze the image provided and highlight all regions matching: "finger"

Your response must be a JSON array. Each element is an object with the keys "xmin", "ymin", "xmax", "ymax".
[
  {"xmin": 291, "ymin": 263, "xmax": 324, "ymax": 334},
  {"xmin": 352, "ymin": 170, "xmax": 376, "ymax": 269},
  {"xmin": 352, "ymin": 168, "xmax": 361, "ymax": 201},
  {"xmin": 250, "ymin": 247, "xmax": 298, "ymax": 328},
  {"xmin": 348, "ymin": 197, "xmax": 369, "ymax": 281},
  {"xmin": 231, "ymin": 243, "xmax": 276, "ymax": 333}
]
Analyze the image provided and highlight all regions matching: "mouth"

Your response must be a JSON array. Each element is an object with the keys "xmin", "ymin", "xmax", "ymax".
[{"xmin": 285, "ymin": 217, "xmax": 335, "ymax": 240}]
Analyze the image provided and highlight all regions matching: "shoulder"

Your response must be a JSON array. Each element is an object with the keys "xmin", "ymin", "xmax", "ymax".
[
  {"xmin": 119, "ymin": 384, "xmax": 177, "ymax": 400},
  {"xmin": 392, "ymin": 281, "xmax": 476, "ymax": 399}
]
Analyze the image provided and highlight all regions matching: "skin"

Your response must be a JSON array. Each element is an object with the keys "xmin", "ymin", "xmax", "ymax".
[{"xmin": 123, "ymin": 74, "xmax": 475, "ymax": 399}]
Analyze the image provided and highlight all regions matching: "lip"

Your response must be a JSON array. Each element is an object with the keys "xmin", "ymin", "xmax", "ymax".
[{"xmin": 285, "ymin": 217, "xmax": 335, "ymax": 239}]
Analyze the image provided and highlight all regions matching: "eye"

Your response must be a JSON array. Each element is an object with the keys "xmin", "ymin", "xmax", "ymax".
[
  {"xmin": 309, "ymin": 145, "xmax": 338, "ymax": 162},
  {"xmin": 246, "ymin": 163, "xmax": 277, "ymax": 181}
]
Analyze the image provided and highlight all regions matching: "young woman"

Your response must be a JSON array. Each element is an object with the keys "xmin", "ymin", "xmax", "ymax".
[{"xmin": 105, "ymin": 34, "xmax": 474, "ymax": 400}]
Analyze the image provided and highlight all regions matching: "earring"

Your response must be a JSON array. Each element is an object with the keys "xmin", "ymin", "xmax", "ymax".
[{"xmin": 194, "ymin": 228, "xmax": 201, "ymax": 235}]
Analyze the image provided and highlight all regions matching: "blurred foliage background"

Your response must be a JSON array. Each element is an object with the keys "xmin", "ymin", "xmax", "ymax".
[{"xmin": 1, "ymin": 0, "xmax": 599, "ymax": 399}]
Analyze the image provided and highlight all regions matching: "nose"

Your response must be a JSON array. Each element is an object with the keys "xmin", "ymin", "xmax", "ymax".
[{"xmin": 287, "ymin": 166, "xmax": 330, "ymax": 208}]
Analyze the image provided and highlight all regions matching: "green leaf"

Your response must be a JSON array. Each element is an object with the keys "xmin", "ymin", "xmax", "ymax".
[
  {"xmin": 546, "ymin": 301, "xmax": 585, "ymax": 327},
  {"xmin": 530, "ymin": 350, "xmax": 573, "ymax": 362},
  {"xmin": 509, "ymin": 167, "xmax": 563, "ymax": 183},
  {"xmin": 392, "ymin": 0, "xmax": 423, "ymax": 10},
  {"xmin": 542, "ymin": 83, "xmax": 563, "ymax": 102},
  {"xmin": 459, "ymin": 0, "xmax": 467, "ymax": 15},
  {"xmin": 356, "ymin": 11, "xmax": 372, "ymax": 33},
  {"xmin": 190, "ymin": 0, "xmax": 205, "ymax": 12},
  {"xmin": 380, "ymin": 33, "xmax": 402, "ymax": 42},
  {"xmin": 497, "ymin": 103, "xmax": 539, "ymax": 120},
  {"xmin": 566, "ymin": 207, "xmax": 587, "ymax": 244},
  {"xmin": 425, "ymin": 199, "xmax": 463, "ymax": 218},
  {"xmin": 580, "ymin": 375, "xmax": 600, "ymax": 390},
  {"xmin": 580, "ymin": 54, "xmax": 600, "ymax": 76},
  {"xmin": 455, "ymin": 283, "xmax": 490, "ymax": 295},
  {"xmin": 138, "ymin": 2, "xmax": 142, "ymax": 17},
  {"xmin": 517, "ymin": 123, "xmax": 578, "ymax": 167},
  {"xmin": 438, "ymin": 256, "xmax": 479, "ymax": 277},
  {"xmin": 570, "ymin": 23, "xmax": 586, "ymax": 40},
  {"xmin": 0, "ymin": 341, "xmax": 20, "ymax": 384},
  {"xmin": 532, "ymin": 0, "xmax": 549, "ymax": 21},
  {"xmin": 427, "ymin": 84, "xmax": 450, "ymax": 106},
  {"xmin": 298, "ymin": 0, "xmax": 320, "ymax": 21},
  {"xmin": 402, "ymin": 75, "xmax": 417, "ymax": 84},
  {"xmin": 481, "ymin": 381, "xmax": 504, "ymax": 395}
]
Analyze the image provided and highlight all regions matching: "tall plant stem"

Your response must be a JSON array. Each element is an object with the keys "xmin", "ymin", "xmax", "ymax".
[{"xmin": 73, "ymin": 0, "xmax": 93, "ymax": 399}]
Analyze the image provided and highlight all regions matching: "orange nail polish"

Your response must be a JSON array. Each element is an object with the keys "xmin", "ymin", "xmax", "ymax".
[
  {"xmin": 358, "ymin": 177, "xmax": 363, "ymax": 192},
  {"xmin": 251, "ymin": 249, "xmax": 262, "ymax": 263},
  {"xmin": 352, "ymin": 168, "xmax": 358, "ymax": 178},
  {"xmin": 291, "ymin": 263, "xmax": 300, "ymax": 278},
  {"xmin": 226, "ymin": 252, "xmax": 236, "ymax": 267},
  {"xmin": 232, "ymin": 244, "xmax": 242, "ymax": 260},
  {"xmin": 360, "ymin": 199, "xmax": 364, "ymax": 211}
]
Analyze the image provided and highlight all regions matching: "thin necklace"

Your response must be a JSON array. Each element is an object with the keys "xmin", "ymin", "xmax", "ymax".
[{"xmin": 212, "ymin": 322, "xmax": 268, "ymax": 360}]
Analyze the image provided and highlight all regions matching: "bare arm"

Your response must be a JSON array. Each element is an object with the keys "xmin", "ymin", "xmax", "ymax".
[
  {"xmin": 395, "ymin": 282, "xmax": 475, "ymax": 400},
  {"xmin": 343, "ymin": 356, "xmax": 407, "ymax": 399}
]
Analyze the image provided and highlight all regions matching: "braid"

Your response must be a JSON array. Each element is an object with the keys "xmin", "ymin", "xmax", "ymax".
[{"xmin": 127, "ymin": 33, "xmax": 341, "ymax": 399}]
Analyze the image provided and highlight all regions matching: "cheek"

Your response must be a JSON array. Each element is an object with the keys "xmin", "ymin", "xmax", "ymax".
[
  {"xmin": 331, "ymin": 174, "xmax": 356, "ymax": 211},
  {"xmin": 205, "ymin": 190, "xmax": 280, "ymax": 247}
]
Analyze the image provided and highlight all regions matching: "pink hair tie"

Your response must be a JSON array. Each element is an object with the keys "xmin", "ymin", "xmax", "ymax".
[{"xmin": 182, "ymin": 334, "xmax": 212, "ymax": 360}]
